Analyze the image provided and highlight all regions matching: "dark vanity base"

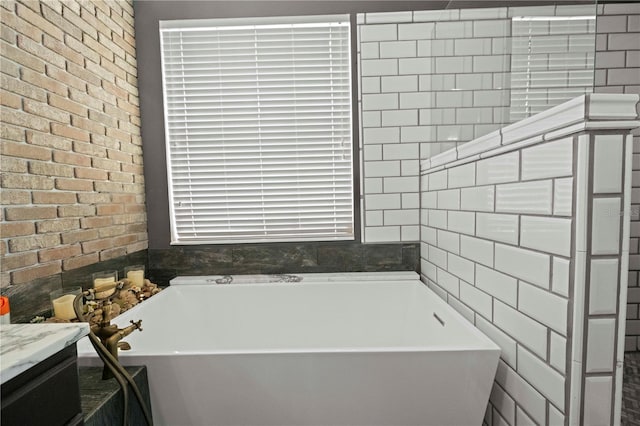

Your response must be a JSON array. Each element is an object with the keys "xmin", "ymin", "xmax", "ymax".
[{"xmin": 79, "ymin": 366, "xmax": 152, "ymax": 426}]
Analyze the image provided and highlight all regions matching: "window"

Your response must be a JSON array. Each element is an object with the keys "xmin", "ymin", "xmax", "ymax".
[{"xmin": 160, "ymin": 15, "xmax": 354, "ymax": 244}]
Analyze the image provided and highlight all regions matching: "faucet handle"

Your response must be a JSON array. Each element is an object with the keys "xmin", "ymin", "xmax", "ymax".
[{"xmin": 130, "ymin": 319, "xmax": 143, "ymax": 332}]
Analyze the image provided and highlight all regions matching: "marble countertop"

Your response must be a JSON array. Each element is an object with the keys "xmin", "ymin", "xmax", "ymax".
[{"xmin": 0, "ymin": 323, "xmax": 90, "ymax": 384}]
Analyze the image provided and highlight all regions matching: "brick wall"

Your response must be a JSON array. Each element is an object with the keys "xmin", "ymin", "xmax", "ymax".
[
  {"xmin": 0, "ymin": 0, "xmax": 146, "ymax": 288},
  {"xmin": 593, "ymin": 2, "xmax": 640, "ymax": 351}
]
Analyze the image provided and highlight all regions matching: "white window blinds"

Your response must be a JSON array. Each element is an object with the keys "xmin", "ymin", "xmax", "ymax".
[
  {"xmin": 509, "ymin": 16, "xmax": 595, "ymax": 122},
  {"xmin": 160, "ymin": 15, "xmax": 354, "ymax": 244}
]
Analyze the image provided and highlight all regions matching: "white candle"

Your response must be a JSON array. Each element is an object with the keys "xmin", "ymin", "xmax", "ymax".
[
  {"xmin": 94, "ymin": 277, "xmax": 116, "ymax": 298},
  {"xmin": 53, "ymin": 294, "xmax": 77, "ymax": 320},
  {"xmin": 127, "ymin": 270, "xmax": 144, "ymax": 287}
]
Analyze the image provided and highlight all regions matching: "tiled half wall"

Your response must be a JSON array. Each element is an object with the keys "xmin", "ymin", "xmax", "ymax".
[{"xmin": 419, "ymin": 94, "xmax": 639, "ymax": 426}]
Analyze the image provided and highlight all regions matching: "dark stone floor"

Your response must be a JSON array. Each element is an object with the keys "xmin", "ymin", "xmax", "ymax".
[{"xmin": 623, "ymin": 352, "xmax": 640, "ymax": 425}]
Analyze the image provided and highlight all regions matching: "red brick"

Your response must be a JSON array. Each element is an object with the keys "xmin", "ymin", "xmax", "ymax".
[
  {"xmin": 107, "ymin": 149, "xmax": 132, "ymax": 164},
  {"xmin": 97, "ymin": 204, "xmax": 124, "ymax": 216},
  {"xmin": 92, "ymin": 157, "xmax": 120, "ymax": 172},
  {"xmin": 27, "ymin": 130, "xmax": 73, "ymax": 151},
  {"xmin": 1, "ymin": 141, "xmax": 50, "ymax": 161},
  {"xmin": 65, "ymin": 61, "xmax": 101, "ymax": 87},
  {"xmin": 74, "ymin": 167, "xmax": 108, "ymax": 180},
  {"xmin": 0, "ymin": 90, "xmax": 21, "ymax": 108},
  {"xmin": 20, "ymin": 66, "xmax": 67, "ymax": 96},
  {"xmin": 0, "ymin": 190, "xmax": 31, "ymax": 205},
  {"xmin": 36, "ymin": 218, "xmax": 80, "ymax": 233},
  {"xmin": 1, "ymin": 252, "xmax": 38, "ymax": 272},
  {"xmin": 81, "ymin": 237, "xmax": 115, "ymax": 254},
  {"xmin": 5, "ymin": 206, "xmax": 57, "ymax": 221},
  {"xmin": 81, "ymin": 216, "xmax": 112, "ymax": 229},
  {"xmin": 55, "ymin": 178, "xmax": 93, "ymax": 192},
  {"xmin": 1, "ymin": 173, "xmax": 54, "ymax": 190},
  {"xmin": 125, "ymin": 204, "xmax": 146, "ymax": 214},
  {"xmin": 28, "ymin": 161, "xmax": 74, "ymax": 178},
  {"xmin": 93, "ymin": 181, "xmax": 123, "ymax": 193},
  {"xmin": 38, "ymin": 244, "xmax": 82, "ymax": 262},
  {"xmin": 15, "ymin": 2, "xmax": 65, "ymax": 41},
  {"xmin": 42, "ymin": 34, "xmax": 83, "ymax": 65},
  {"xmin": 8, "ymin": 234, "xmax": 60, "ymax": 252},
  {"xmin": 62, "ymin": 252, "xmax": 99, "ymax": 271},
  {"xmin": 61, "ymin": 229, "xmax": 99, "ymax": 245},
  {"xmin": 53, "ymin": 150, "xmax": 91, "ymax": 167},
  {"xmin": 51, "ymin": 123, "xmax": 90, "ymax": 142},
  {"xmin": 99, "ymin": 246, "xmax": 127, "ymax": 261},
  {"xmin": 0, "ymin": 105, "xmax": 50, "ymax": 131},
  {"xmin": 0, "ymin": 222, "xmax": 36, "ymax": 238},
  {"xmin": 111, "ymin": 194, "xmax": 136, "ymax": 204},
  {"xmin": 11, "ymin": 262, "xmax": 62, "ymax": 284},
  {"xmin": 32, "ymin": 191, "xmax": 77, "ymax": 204},
  {"xmin": 1, "ymin": 72, "xmax": 46, "ymax": 102},
  {"xmin": 48, "ymin": 93, "xmax": 88, "ymax": 116},
  {"xmin": 73, "ymin": 141, "xmax": 107, "ymax": 158},
  {"xmin": 71, "ymin": 115, "xmax": 106, "ymax": 135},
  {"xmin": 57, "ymin": 205, "xmax": 96, "ymax": 217},
  {"xmin": 1, "ymin": 156, "xmax": 27, "ymax": 173},
  {"xmin": 98, "ymin": 225, "xmax": 126, "ymax": 238},
  {"xmin": 45, "ymin": 64, "xmax": 88, "ymax": 92}
]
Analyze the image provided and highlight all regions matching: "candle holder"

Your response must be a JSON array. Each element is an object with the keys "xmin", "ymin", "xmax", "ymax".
[
  {"xmin": 50, "ymin": 287, "xmax": 82, "ymax": 320},
  {"xmin": 124, "ymin": 265, "xmax": 145, "ymax": 288},
  {"xmin": 92, "ymin": 270, "xmax": 118, "ymax": 298}
]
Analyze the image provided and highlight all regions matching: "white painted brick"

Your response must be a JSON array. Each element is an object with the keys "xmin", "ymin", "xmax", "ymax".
[
  {"xmin": 422, "ymin": 74, "xmax": 456, "ymax": 92},
  {"xmin": 421, "ymin": 257, "xmax": 436, "ymax": 281},
  {"xmin": 585, "ymin": 318, "xmax": 616, "ymax": 373},
  {"xmin": 476, "ymin": 264, "xmax": 517, "ymax": 307},
  {"xmin": 401, "ymin": 160, "xmax": 419, "ymax": 176},
  {"xmin": 494, "ymin": 302, "xmax": 547, "ymax": 359},
  {"xmin": 382, "ymin": 109, "xmax": 418, "ymax": 126},
  {"xmin": 495, "ymin": 180, "xmax": 553, "ymax": 214},
  {"xmin": 521, "ymin": 137, "xmax": 573, "ymax": 180},
  {"xmin": 460, "ymin": 235, "xmax": 493, "ymax": 267},
  {"xmin": 379, "ymin": 41, "xmax": 417, "ymax": 58},
  {"xmin": 448, "ymin": 163, "xmax": 476, "ymax": 188},
  {"xmin": 399, "ymin": 92, "xmax": 434, "ymax": 109},
  {"xmin": 495, "ymin": 244, "xmax": 550, "ymax": 289},
  {"xmin": 360, "ymin": 24, "xmax": 397, "ymax": 42},
  {"xmin": 437, "ymin": 229, "xmax": 459, "ymax": 254},
  {"xmin": 460, "ymin": 7, "xmax": 507, "ymax": 20},
  {"xmin": 366, "ymin": 210, "xmax": 383, "ymax": 226},
  {"xmin": 363, "ymin": 127, "xmax": 399, "ymax": 144},
  {"xmin": 362, "ymin": 93, "xmax": 398, "ymax": 111},
  {"xmin": 517, "ymin": 346, "xmax": 565, "ymax": 410},
  {"xmin": 428, "ymin": 209, "xmax": 447, "ymax": 229},
  {"xmin": 437, "ymin": 267, "xmax": 459, "ymax": 296},
  {"xmin": 419, "ymin": 108, "xmax": 456, "ymax": 126},
  {"xmin": 519, "ymin": 281, "xmax": 568, "ymax": 335},
  {"xmin": 428, "ymin": 170, "xmax": 447, "ymax": 190},
  {"xmin": 591, "ymin": 197, "xmax": 621, "ymax": 255},
  {"xmin": 552, "ymin": 257, "xmax": 570, "ymax": 297},
  {"xmin": 477, "ymin": 317, "xmax": 517, "ymax": 369},
  {"xmin": 516, "ymin": 406, "xmax": 536, "ymax": 426},
  {"xmin": 474, "ymin": 20, "xmax": 510, "ymax": 37},
  {"xmin": 384, "ymin": 176, "xmax": 418, "ymax": 193},
  {"xmin": 363, "ymin": 145, "xmax": 382, "ymax": 161},
  {"xmin": 361, "ymin": 111, "xmax": 381, "ymax": 127},
  {"xmin": 440, "ymin": 214, "xmax": 472, "ymax": 240},
  {"xmin": 476, "ymin": 152, "xmax": 519, "ymax": 185},
  {"xmin": 461, "ymin": 186, "xmax": 495, "ymax": 212},
  {"xmin": 473, "ymin": 55, "xmax": 509, "ymax": 73},
  {"xmin": 365, "ymin": 193, "xmax": 400, "ymax": 210},
  {"xmin": 381, "ymin": 76, "xmax": 417, "ymax": 93},
  {"xmin": 360, "ymin": 42, "xmax": 379, "ymax": 59},
  {"xmin": 365, "ymin": 11, "xmax": 412, "ymax": 24},
  {"xmin": 489, "ymin": 382, "xmax": 516, "ymax": 426},
  {"xmin": 398, "ymin": 58, "xmax": 433, "ymax": 75},
  {"xmin": 427, "ymin": 279, "xmax": 447, "ymax": 301},
  {"xmin": 364, "ymin": 178, "xmax": 382, "ymax": 194},
  {"xmin": 549, "ymin": 404, "xmax": 564, "ymax": 426},
  {"xmin": 583, "ymin": 377, "xmax": 613, "ymax": 426},
  {"xmin": 447, "ymin": 253, "xmax": 475, "ymax": 284},
  {"xmin": 436, "ymin": 56, "xmax": 473, "ymax": 74},
  {"xmin": 361, "ymin": 77, "xmax": 381, "ymax": 94},
  {"xmin": 398, "ymin": 22, "xmax": 434, "ymax": 40},
  {"xmin": 589, "ymin": 258, "xmax": 619, "ymax": 315},
  {"xmin": 364, "ymin": 160, "xmax": 400, "ymax": 178},
  {"xmin": 550, "ymin": 332, "xmax": 566, "ymax": 374},
  {"xmin": 593, "ymin": 134, "xmax": 624, "ymax": 194},
  {"xmin": 476, "ymin": 213, "xmax": 518, "ymax": 245},
  {"xmin": 384, "ymin": 209, "xmax": 419, "ymax": 226},
  {"xmin": 361, "ymin": 58, "xmax": 398, "ymax": 76},
  {"xmin": 401, "ymin": 225, "xmax": 419, "ymax": 241},
  {"xmin": 554, "ymin": 178, "xmax": 573, "ymax": 216},
  {"xmin": 365, "ymin": 226, "xmax": 400, "ymax": 242},
  {"xmin": 429, "ymin": 39, "xmax": 455, "ymax": 56},
  {"xmin": 435, "ymin": 21, "xmax": 472, "ymax": 39},
  {"xmin": 402, "ymin": 193, "xmax": 419, "ymax": 209},
  {"xmin": 421, "ymin": 192, "xmax": 437, "ymax": 209},
  {"xmin": 437, "ymin": 189, "xmax": 460, "ymax": 210},
  {"xmin": 460, "ymin": 281, "xmax": 492, "ymax": 319},
  {"xmin": 383, "ymin": 143, "xmax": 418, "ymax": 160},
  {"xmin": 520, "ymin": 216, "xmax": 572, "ymax": 257},
  {"xmin": 494, "ymin": 363, "xmax": 546, "ymax": 426}
]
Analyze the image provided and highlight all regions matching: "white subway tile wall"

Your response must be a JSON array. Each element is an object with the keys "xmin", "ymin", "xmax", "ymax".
[
  {"xmin": 594, "ymin": 3, "xmax": 640, "ymax": 352},
  {"xmin": 421, "ymin": 121, "xmax": 634, "ymax": 425}
]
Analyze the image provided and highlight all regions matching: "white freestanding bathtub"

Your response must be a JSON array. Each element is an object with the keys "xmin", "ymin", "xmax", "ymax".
[{"xmin": 77, "ymin": 272, "xmax": 500, "ymax": 426}]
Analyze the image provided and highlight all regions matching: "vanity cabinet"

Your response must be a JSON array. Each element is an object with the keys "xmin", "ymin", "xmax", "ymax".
[{"xmin": 1, "ymin": 344, "xmax": 84, "ymax": 426}]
